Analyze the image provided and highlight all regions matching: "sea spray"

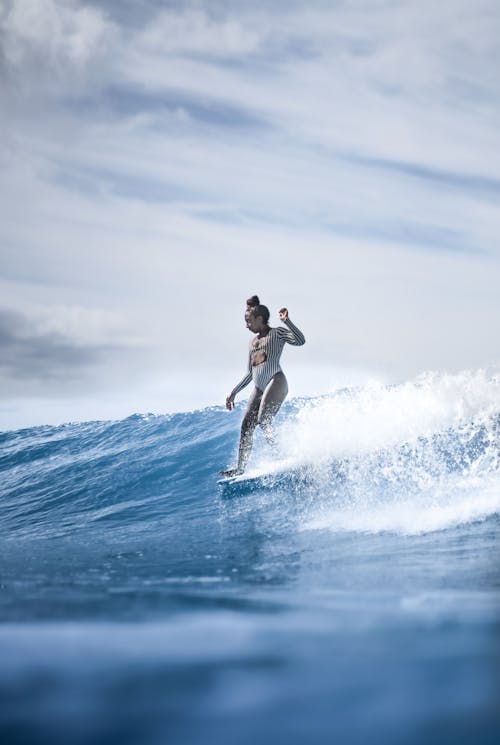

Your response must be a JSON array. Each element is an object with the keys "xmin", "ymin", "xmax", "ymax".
[{"xmin": 261, "ymin": 370, "xmax": 500, "ymax": 535}]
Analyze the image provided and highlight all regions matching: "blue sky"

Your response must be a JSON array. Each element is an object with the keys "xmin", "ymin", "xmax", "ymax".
[{"xmin": 1, "ymin": 0, "xmax": 499, "ymax": 428}]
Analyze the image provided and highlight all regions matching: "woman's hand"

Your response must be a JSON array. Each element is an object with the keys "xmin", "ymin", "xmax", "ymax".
[
  {"xmin": 278, "ymin": 307, "xmax": 288, "ymax": 322},
  {"xmin": 225, "ymin": 394, "xmax": 235, "ymax": 411}
]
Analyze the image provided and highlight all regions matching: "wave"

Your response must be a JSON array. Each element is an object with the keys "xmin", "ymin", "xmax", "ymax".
[
  {"xmin": 1, "ymin": 369, "xmax": 499, "ymax": 540},
  {"xmin": 274, "ymin": 369, "xmax": 500, "ymax": 534}
]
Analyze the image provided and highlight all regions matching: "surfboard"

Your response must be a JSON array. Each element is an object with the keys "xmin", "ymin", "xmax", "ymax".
[
  {"xmin": 217, "ymin": 461, "xmax": 315, "ymax": 497},
  {"xmin": 217, "ymin": 457, "xmax": 347, "ymax": 498}
]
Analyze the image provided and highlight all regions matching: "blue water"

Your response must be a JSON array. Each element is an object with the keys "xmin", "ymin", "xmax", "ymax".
[{"xmin": 1, "ymin": 372, "xmax": 499, "ymax": 744}]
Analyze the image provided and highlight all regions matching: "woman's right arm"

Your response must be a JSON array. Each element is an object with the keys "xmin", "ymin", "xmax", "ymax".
[{"xmin": 226, "ymin": 351, "xmax": 252, "ymax": 409}]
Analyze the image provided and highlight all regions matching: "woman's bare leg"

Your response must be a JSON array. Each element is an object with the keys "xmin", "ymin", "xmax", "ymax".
[
  {"xmin": 236, "ymin": 387, "xmax": 262, "ymax": 472},
  {"xmin": 258, "ymin": 372, "xmax": 288, "ymax": 447},
  {"xmin": 220, "ymin": 376, "xmax": 287, "ymax": 476},
  {"xmin": 219, "ymin": 389, "xmax": 262, "ymax": 477}
]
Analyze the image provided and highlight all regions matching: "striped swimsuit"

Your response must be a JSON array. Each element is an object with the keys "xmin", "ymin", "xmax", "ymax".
[{"xmin": 231, "ymin": 318, "xmax": 306, "ymax": 396}]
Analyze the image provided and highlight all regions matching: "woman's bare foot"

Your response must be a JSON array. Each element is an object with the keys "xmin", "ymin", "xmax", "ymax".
[{"xmin": 218, "ymin": 467, "xmax": 244, "ymax": 478}]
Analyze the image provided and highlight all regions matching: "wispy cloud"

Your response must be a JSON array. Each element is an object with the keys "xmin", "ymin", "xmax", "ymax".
[{"xmin": 341, "ymin": 152, "xmax": 500, "ymax": 198}]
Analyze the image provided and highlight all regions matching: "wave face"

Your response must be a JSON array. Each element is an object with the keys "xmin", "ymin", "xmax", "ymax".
[{"xmin": 1, "ymin": 370, "xmax": 500, "ymax": 745}]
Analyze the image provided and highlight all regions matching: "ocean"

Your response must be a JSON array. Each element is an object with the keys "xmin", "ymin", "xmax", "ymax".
[{"xmin": 1, "ymin": 370, "xmax": 499, "ymax": 744}]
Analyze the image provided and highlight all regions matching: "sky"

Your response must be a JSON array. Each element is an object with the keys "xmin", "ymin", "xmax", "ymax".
[{"xmin": 1, "ymin": 0, "xmax": 499, "ymax": 429}]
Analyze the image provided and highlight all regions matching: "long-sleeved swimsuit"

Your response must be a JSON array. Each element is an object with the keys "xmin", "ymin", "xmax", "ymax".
[{"xmin": 231, "ymin": 318, "xmax": 306, "ymax": 397}]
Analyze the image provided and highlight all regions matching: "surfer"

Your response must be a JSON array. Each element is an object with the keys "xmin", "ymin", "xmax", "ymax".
[{"xmin": 220, "ymin": 304, "xmax": 305, "ymax": 477}]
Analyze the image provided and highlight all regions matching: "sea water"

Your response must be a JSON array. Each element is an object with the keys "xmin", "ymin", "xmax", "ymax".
[{"xmin": 1, "ymin": 370, "xmax": 499, "ymax": 744}]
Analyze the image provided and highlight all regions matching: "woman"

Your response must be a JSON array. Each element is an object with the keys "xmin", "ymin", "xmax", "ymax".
[{"xmin": 220, "ymin": 304, "xmax": 306, "ymax": 477}]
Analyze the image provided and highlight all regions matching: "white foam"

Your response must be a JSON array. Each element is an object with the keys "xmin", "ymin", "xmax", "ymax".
[
  {"xmin": 275, "ymin": 369, "xmax": 500, "ymax": 535},
  {"xmin": 279, "ymin": 369, "xmax": 500, "ymax": 463},
  {"xmin": 302, "ymin": 475, "xmax": 500, "ymax": 536}
]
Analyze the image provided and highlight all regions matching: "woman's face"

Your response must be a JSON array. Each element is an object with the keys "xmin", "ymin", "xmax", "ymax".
[{"xmin": 247, "ymin": 314, "xmax": 264, "ymax": 333}]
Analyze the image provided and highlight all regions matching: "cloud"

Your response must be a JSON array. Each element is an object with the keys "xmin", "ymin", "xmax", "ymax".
[
  {"xmin": 0, "ymin": 0, "xmax": 499, "ymax": 427},
  {"xmin": 0, "ymin": 305, "xmax": 140, "ymax": 392},
  {"xmin": 0, "ymin": 0, "xmax": 111, "ymax": 93},
  {"xmin": 0, "ymin": 307, "xmax": 95, "ymax": 383}
]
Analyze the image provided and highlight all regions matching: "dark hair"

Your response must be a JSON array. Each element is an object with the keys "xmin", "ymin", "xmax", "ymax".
[
  {"xmin": 250, "ymin": 304, "xmax": 270, "ymax": 324},
  {"xmin": 246, "ymin": 295, "xmax": 260, "ymax": 308}
]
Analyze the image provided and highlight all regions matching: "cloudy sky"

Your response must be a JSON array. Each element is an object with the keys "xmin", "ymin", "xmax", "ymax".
[{"xmin": 1, "ymin": 0, "xmax": 499, "ymax": 429}]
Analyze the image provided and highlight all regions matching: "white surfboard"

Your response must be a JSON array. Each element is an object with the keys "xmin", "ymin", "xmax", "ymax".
[{"xmin": 217, "ymin": 459, "xmax": 317, "ymax": 497}]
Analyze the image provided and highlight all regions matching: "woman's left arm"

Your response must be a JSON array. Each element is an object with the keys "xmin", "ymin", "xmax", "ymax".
[{"xmin": 277, "ymin": 308, "xmax": 306, "ymax": 345}]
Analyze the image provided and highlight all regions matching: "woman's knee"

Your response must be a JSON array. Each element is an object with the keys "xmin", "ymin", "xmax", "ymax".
[
  {"xmin": 258, "ymin": 399, "xmax": 281, "ymax": 428},
  {"xmin": 241, "ymin": 411, "xmax": 258, "ymax": 434}
]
